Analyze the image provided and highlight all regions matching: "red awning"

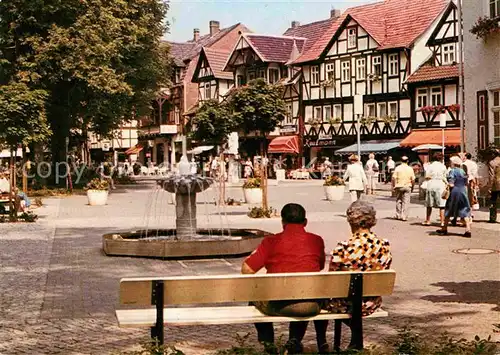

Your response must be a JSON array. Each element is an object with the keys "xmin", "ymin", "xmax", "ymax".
[
  {"xmin": 125, "ymin": 144, "xmax": 143, "ymax": 155},
  {"xmin": 400, "ymin": 128, "xmax": 463, "ymax": 147},
  {"xmin": 268, "ymin": 135, "xmax": 299, "ymax": 154}
]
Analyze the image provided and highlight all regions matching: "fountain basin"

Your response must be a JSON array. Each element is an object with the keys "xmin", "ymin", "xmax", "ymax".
[{"xmin": 102, "ymin": 229, "xmax": 269, "ymax": 258}]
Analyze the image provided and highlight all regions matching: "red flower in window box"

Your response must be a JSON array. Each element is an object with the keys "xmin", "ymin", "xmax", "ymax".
[
  {"xmin": 419, "ymin": 106, "xmax": 435, "ymax": 114},
  {"xmin": 447, "ymin": 104, "xmax": 460, "ymax": 112},
  {"xmin": 470, "ymin": 16, "xmax": 500, "ymax": 40}
]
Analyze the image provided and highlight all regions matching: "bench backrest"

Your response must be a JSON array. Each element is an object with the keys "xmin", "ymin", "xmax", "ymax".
[{"xmin": 120, "ymin": 270, "xmax": 396, "ymax": 306}]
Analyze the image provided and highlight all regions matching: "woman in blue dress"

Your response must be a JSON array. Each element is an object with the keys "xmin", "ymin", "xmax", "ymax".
[{"xmin": 437, "ymin": 156, "xmax": 472, "ymax": 238}]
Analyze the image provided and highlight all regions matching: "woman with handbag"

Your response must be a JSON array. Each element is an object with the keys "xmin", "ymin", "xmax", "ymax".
[{"xmin": 437, "ymin": 156, "xmax": 472, "ymax": 238}]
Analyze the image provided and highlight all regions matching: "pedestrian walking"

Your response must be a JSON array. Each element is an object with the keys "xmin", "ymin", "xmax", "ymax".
[
  {"xmin": 437, "ymin": 156, "xmax": 472, "ymax": 238},
  {"xmin": 386, "ymin": 156, "xmax": 395, "ymax": 184},
  {"xmin": 365, "ymin": 153, "xmax": 379, "ymax": 194},
  {"xmin": 343, "ymin": 154, "xmax": 367, "ymax": 202},
  {"xmin": 487, "ymin": 149, "xmax": 500, "ymax": 223},
  {"xmin": 243, "ymin": 158, "xmax": 253, "ymax": 178},
  {"xmin": 462, "ymin": 152, "xmax": 479, "ymax": 211},
  {"xmin": 422, "ymin": 152, "xmax": 447, "ymax": 226},
  {"xmin": 322, "ymin": 157, "xmax": 333, "ymax": 179},
  {"xmin": 392, "ymin": 156, "xmax": 415, "ymax": 221}
]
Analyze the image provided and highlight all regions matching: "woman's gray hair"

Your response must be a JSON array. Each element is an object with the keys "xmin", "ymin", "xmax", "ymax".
[{"xmin": 346, "ymin": 200, "xmax": 377, "ymax": 229}]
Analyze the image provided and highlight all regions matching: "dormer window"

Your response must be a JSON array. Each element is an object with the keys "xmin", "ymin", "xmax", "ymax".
[
  {"xmin": 347, "ymin": 27, "xmax": 357, "ymax": 49},
  {"xmin": 269, "ymin": 68, "xmax": 280, "ymax": 84},
  {"xmin": 442, "ymin": 44, "xmax": 455, "ymax": 65},
  {"xmin": 490, "ymin": 0, "xmax": 499, "ymax": 17}
]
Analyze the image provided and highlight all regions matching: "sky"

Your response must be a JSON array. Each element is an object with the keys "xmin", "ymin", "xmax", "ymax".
[{"xmin": 164, "ymin": 0, "xmax": 376, "ymax": 42}]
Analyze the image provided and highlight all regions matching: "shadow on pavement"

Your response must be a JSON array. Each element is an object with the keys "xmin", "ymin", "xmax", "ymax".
[{"xmin": 420, "ymin": 281, "xmax": 500, "ymax": 311}]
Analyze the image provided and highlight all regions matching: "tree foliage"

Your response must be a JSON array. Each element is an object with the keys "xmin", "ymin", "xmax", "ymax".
[
  {"xmin": 0, "ymin": 83, "xmax": 50, "ymax": 148},
  {"xmin": 229, "ymin": 78, "xmax": 287, "ymax": 136},
  {"xmin": 189, "ymin": 100, "xmax": 235, "ymax": 147},
  {"xmin": 0, "ymin": 0, "xmax": 171, "ymax": 156}
]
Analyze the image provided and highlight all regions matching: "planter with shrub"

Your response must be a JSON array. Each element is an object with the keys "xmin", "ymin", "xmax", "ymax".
[
  {"xmin": 85, "ymin": 178, "xmax": 110, "ymax": 206},
  {"xmin": 324, "ymin": 175, "xmax": 346, "ymax": 201},
  {"xmin": 242, "ymin": 178, "xmax": 262, "ymax": 204}
]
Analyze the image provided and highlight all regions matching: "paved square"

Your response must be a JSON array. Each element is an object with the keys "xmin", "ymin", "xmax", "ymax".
[{"xmin": 1, "ymin": 181, "xmax": 499, "ymax": 354}]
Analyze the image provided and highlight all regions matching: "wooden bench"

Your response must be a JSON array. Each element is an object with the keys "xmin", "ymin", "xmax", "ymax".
[{"xmin": 116, "ymin": 270, "xmax": 396, "ymax": 351}]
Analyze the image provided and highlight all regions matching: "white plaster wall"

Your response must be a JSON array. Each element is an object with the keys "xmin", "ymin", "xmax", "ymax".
[
  {"xmin": 305, "ymin": 106, "xmax": 313, "ymax": 121},
  {"xmin": 344, "ymin": 103, "xmax": 354, "ymax": 121},
  {"xmin": 388, "ymin": 78, "xmax": 399, "ymax": 92},
  {"xmin": 463, "ymin": 0, "xmax": 500, "ymax": 152},
  {"xmin": 400, "ymin": 99, "xmax": 411, "ymax": 117},
  {"xmin": 311, "ymin": 87, "xmax": 320, "ymax": 100}
]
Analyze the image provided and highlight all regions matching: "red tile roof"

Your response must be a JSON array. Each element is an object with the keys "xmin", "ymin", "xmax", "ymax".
[
  {"xmin": 203, "ymin": 48, "xmax": 233, "ymax": 80},
  {"xmin": 293, "ymin": 0, "xmax": 448, "ymax": 64},
  {"xmin": 168, "ymin": 23, "xmax": 243, "ymax": 66},
  {"xmin": 245, "ymin": 34, "xmax": 307, "ymax": 63},
  {"xmin": 283, "ymin": 17, "xmax": 338, "ymax": 53},
  {"xmin": 406, "ymin": 64, "xmax": 459, "ymax": 83}
]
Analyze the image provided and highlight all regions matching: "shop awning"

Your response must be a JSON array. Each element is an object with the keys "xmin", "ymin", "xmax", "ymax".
[
  {"xmin": 268, "ymin": 135, "xmax": 299, "ymax": 154},
  {"xmin": 335, "ymin": 140, "xmax": 401, "ymax": 155},
  {"xmin": 125, "ymin": 144, "xmax": 143, "ymax": 155},
  {"xmin": 400, "ymin": 128, "xmax": 463, "ymax": 147}
]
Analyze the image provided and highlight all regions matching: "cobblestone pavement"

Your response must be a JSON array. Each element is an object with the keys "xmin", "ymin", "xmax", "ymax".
[{"xmin": 0, "ymin": 182, "xmax": 499, "ymax": 354}]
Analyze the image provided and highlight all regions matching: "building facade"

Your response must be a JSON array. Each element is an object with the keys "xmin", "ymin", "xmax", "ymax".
[
  {"xmin": 289, "ymin": 0, "xmax": 452, "ymax": 160},
  {"xmin": 464, "ymin": 0, "xmax": 500, "ymax": 152},
  {"xmin": 137, "ymin": 21, "xmax": 249, "ymax": 166}
]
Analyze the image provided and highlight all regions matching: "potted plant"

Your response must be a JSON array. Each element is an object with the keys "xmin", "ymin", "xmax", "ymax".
[
  {"xmin": 85, "ymin": 178, "xmax": 110, "ymax": 206},
  {"xmin": 242, "ymin": 178, "xmax": 262, "ymax": 204},
  {"xmin": 323, "ymin": 175, "xmax": 345, "ymax": 201},
  {"xmin": 470, "ymin": 16, "xmax": 500, "ymax": 40}
]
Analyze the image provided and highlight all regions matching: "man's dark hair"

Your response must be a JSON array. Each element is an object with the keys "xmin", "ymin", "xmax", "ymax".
[
  {"xmin": 465, "ymin": 152, "xmax": 472, "ymax": 159},
  {"xmin": 433, "ymin": 152, "xmax": 443, "ymax": 162},
  {"xmin": 281, "ymin": 203, "xmax": 306, "ymax": 224}
]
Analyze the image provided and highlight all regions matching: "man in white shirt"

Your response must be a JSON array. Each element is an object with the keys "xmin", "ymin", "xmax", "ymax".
[
  {"xmin": 344, "ymin": 154, "xmax": 367, "ymax": 202},
  {"xmin": 386, "ymin": 156, "xmax": 395, "ymax": 184},
  {"xmin": 365, "ymin": 153, "xmax": 379, "ymax": 194}
]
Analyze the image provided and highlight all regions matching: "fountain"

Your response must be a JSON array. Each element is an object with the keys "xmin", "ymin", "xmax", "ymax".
[{"xmin": 102, "ymin": 155, "xmax": 268, "ymax": 258}]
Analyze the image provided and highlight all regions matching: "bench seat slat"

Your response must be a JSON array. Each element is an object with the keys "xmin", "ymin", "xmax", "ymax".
[{"xmin": 116, "ymin": 306, "xmax": 389, "ymax": 327}]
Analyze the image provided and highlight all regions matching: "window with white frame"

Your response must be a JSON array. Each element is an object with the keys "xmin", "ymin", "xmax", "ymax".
[
  {"xmin": 324, "ymin": 106, "xmax": 332, "ymax": 120},
  {"xmin": 378, "ymin": 102, "xmax": 387, "ymax": 117},
  {"xmin": 388, "ymin": 54, "xmax": 399, "ymax": 76},
  {"xmin": 442, "ymin": 44, "xmax": 455, "ymax": 65},
  {"xmin": 431, "ymin": 87, "xmax": 442, "ymax": 106},
  {"xmin": 314, "ymin": 107, "xmax": 322, "ymax": 120},
  {"xmin": 269, "ymin": 68, "xmax": 280, "ymax": 84},
  {"xmin": 389, "ymin": 102, "xmax": 398, "ymax": 118},
  {"xmin": 285, "ymin": 103, "xmax": 293, "ymax": 125},
  {"xmin": 326, "ymin": 63, "xmax": 335, "ymax": 81},
  {"xmin": 204, "ymin": 82, "xmax": 211, "ymax": 100},
  {"xmin": 311, "ymin": 66, "xmax": 320, "ymax": 85},
  {"xmin": 347, "ymin": 27, "xmax": 357, "ymax": 48},
  {"xmin": 341, "ymin": 61, "xmax": 350, "ymax": 82},
  {"xmin": 491, "ymin": 0, "xmax": 500, "ymax": 17},
  {"xmin": 417, "ymin": 88, "xmax": 428, "ymax": 108},
  {"xmin": 493, "ymin": 90, "xmax": 500, "ymax": 145},
  {"xmin": 334, "ymin": 104, "xmax": 342, "ymax": 119},
  {"xmin": 372, "ymin": 56, "xmax": 382, "ymax": 76},
  {"xmin": 366, "ymin": 103, "xmax": 376, "ymax": 117},
  {"xmin": 174, "ymin": 106, "xmax": 180, "ymax": 125},
  {"xmin": 356, "ymin": 58, "xmax": 366, "ymax": 80}
]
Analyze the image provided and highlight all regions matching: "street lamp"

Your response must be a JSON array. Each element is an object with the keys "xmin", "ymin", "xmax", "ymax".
[
  {"xmin": 439, "ymin": 111, "xmax": 447, "ymax": 159},
  {"xmin": 354, "ymin": 95, "xmax": 364, "ymax": 158}
]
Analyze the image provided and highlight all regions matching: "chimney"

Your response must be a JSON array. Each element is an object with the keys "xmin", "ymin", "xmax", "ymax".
[
  {"xmin": 193, "ymin": 28, "xmax": 200, "ymax": 41},
  {"xmin": 209, "ymin": 20, "xmax": 220, "ymax": 36},
  {"xmin": 330, "ymin": 9, "xmax": 341, "ymax": 18},
  {"xmin": 291, "ymin": 21, "xmax": 300, "ymax": 29}
]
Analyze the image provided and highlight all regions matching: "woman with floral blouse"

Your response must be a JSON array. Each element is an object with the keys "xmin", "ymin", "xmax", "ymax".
[{"xmin": 316, "ymin": 200, "xmax": 393, "ymax": 348}]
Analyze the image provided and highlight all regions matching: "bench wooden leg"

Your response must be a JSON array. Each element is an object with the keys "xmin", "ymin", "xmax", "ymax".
[
  {"xmin": 333, "ymin": 319, "xmax": 342, "ymax": 352},
  {"xmin": 350, "ymin": 273, "xmax": 364, "ymax": 350},
  {"xmin": 151, "ymin": 280, "xmax": 164, "ymax": 349}
]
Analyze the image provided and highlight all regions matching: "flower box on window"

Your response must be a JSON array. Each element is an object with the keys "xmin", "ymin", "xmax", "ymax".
[
  {"xmin": 379, "ymin": 115, "xmax": 398, "ymax": 124},
  {"xmin": 320, "ymin": 78, "xmax": 334, "ymax": 88},
  {"xmin": 328, "ymin": 117, "xmax": 342, "ymax": 124},
  {"xmin": 470, "ymin": 16, "xmax": 500, "ymax": 40},
  {"xmin": 367, "ymin": 73, "xmax": 382, "ymax": 82},
  {"xmin": 360, "ymin": 116, "xmax": 377, "ymax": 125},
  {"xmin": 447, "ymin": 104, "xmax": 460, "ymax": 112}
]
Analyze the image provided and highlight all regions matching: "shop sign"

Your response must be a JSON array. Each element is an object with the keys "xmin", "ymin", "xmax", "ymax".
[
  {"xmin": 306, "ymin": 139, "xmax": 337, "ymax": 147},
  {"xmin": 280, "ymin": 125, "xmax": 297, "ymax": 134},
  {"xmin": 318, "ymin": 133, "xmax": 332, "ymax": 140}
]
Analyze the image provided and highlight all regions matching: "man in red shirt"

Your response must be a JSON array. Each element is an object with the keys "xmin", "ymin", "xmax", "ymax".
[{"xmin": 242, "ymin": 203, "xmax": 328, "ymax": 354}]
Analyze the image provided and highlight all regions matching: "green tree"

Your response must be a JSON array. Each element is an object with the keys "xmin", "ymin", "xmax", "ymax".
[
  {"xmin": 0, "ymin": 0, "xmax": 171, "ymax": 180},
  {"xmin": 190, "ymin": 99, "xmax": 236, "ymax": 204},
  {"xmin": 0, "ymin": 82, "xmax": 50, "ymax": 220},
  {"xmin": 230, "ymin": 79, "xmax": 287, "ymax": 210}
]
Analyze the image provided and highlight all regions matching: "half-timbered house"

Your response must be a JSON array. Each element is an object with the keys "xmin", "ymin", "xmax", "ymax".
[
  {"xmin": 402, "ymin": 2, "xmax": 462, "ymax": 150},
  {"xmin": 136, "ymin": 21, "xmax": 248, "ymax": 166},
  {"xmin": 290, "ymin": 0, "xmax": 450, "ymax": 161}
]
